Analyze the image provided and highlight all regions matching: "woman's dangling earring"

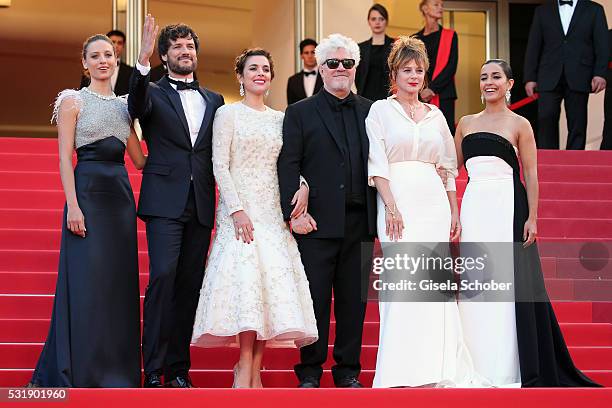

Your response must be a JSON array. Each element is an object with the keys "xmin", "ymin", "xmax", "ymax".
[
  {"xmin": 480, "ymin": 93, "xmax": 485, "ymax": 104},
  {"xmin": 265, "ymin": 89, "xmax": 270, "ymax": 97},
  {"xmin": 239, "ymin": 82, "xmax": 245, "ymax": 97},
  {"xmin": 505, "ymin": 90, "xmax": 511, "ymax": 104}
]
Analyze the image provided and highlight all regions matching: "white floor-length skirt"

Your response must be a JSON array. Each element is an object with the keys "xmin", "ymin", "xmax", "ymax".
[
  {"xmin": 373, "ymin": 161, "xmax": 485, "ymax": 388},
  {"xmin": 458, "ymin": 154, "xmax": 521, "ymax": 387}
]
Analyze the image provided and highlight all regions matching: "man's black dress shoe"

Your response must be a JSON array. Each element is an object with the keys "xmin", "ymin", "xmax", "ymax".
[
  {"xmin": 143, "ymin": 373, "xmax": 163, "ymax": 388},
  {"xmin": 298, "ymin": 376, "xmax": 320, "ymax": 388},
  {"xmin": 164, "ymin": 375, "xmax": 194, "ymax": 388},
  {"xmin": 335, "ymin": 376, "xmax": 363, "ymax": 388}
]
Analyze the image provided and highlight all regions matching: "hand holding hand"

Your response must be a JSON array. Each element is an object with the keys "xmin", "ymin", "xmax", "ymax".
[
  {"xmin": 231, "ymin": 210, "xmax": 255, "ymax": 244},
  {"xmin": 291, "ymin": 213, "xmax": 317, "ymax": 235},
  {"xmin": 290, "ymin": 183, "xmax": 309, "ymax": 218}
]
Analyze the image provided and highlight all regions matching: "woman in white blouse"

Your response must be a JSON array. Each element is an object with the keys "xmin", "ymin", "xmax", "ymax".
[
  {"xmin": 366, "ymin": 36, "xmax": 483, "ymax": 387},
  {"xmin": 190, "ymin": 49, "xmax": 318, "ymax": 388}
]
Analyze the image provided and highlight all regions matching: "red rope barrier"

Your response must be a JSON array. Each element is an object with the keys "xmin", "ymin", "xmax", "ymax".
[{"xmin": 509, "ymin": 93, "xmax": 539, "ymax": 111}]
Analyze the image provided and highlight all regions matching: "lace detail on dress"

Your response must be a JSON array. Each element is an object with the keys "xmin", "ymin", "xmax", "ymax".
[
  {"xmin": 51, "ymin": 89, "xmax": 82, "ymax": 124},
  {"xmin": 192, "ymin": 102, "xmax": 318, "ymax": 348}
]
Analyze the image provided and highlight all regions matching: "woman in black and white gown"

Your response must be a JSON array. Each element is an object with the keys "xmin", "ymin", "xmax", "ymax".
[{"xmin": 455, "ymin": 59, "xmax": 599, "ymax": 387}]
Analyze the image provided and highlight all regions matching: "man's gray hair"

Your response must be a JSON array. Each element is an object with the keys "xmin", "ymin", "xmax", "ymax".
[{"xmin": 315, "ymin": 33, "xmax": 360, "ymax": 67}]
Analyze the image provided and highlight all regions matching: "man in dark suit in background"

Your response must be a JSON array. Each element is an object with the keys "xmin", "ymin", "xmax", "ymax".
[
  {"xmin": 80, "ymin": 30, "xmax": 133, "ymax": 95},
  {"xmin": 129, "ymin": 15, "xmax": 224, "ymax": 388},
  {"xmin": 286, "ymin": 39, "xmax": 323, "ymax": 105},
  {"xmin": 524, "ymin": 0, "xmax": 608, "ymax": 149}
]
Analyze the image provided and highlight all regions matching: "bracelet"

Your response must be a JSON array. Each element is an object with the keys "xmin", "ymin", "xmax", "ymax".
[{"xmin": 384, "ymin": 203, "xmax": 397, "ymax": 219}]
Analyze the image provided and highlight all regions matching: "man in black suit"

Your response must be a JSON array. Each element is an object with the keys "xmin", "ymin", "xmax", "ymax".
[
  {"xmin": 524, "ymin": 0, "xmax": 608, "ymax": 149},
  {"xmin": 278, "ymin": 33, "xmax": 377, "ymax": 389},
  {"xmin": 80, "ymin": 30, "xmax": 133, "ymax": 95},
  {"xmin": 128, "ymin": 15, "xmax": 224, "ymax": 388},
  {"xmin": 286, "ymin": 38, "xmax": 324, "ymax": 105}
]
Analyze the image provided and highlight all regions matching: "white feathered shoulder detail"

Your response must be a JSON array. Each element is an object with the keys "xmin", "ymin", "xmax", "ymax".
[{"xmin": 51, "ymin": 89, "xmax": 83, "ymax": 124}]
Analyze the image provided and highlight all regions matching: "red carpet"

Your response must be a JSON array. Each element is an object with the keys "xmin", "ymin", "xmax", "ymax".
[{"xmin": 0, "ymin": 137, "xmax": 611, "ymax": 403}]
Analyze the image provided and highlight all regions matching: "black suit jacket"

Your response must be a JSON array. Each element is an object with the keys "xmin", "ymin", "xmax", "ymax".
[
  {"xmin": 278, "ymin": 90, "xmax": 377, "ymax": 238},
  {"xmin": 128, "ymin": 69, "xmax": 224, "ymax": 227},
  {"xmin": 286, "ymin": 71, "xmax": 324, "ymax": 105},
  {"xmin": 80, "ymin": 61, "xmax": 133, "ymax": 96},
  {"xmin": 355, "ymin": 35, "xmax": 395, "ymax": 96},
  {"xmin": 524, "ymin": 0, "xmax": 609, "ymax": 92}
]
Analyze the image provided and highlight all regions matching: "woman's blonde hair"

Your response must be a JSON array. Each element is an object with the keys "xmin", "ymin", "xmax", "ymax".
[
  {"xmin": 418, "ymin": 0, "xmax": 429, "ymax": 15},
  {"xmin": 387, "ymin": 36, "xmax": 429, "ymax": 93}
]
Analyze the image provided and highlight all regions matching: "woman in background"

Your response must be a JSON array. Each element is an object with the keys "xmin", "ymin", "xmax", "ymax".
[
  {"xmin": 414, "ymin": 0, "xmax": 458, "ymax": 133},
  {"xmin": 356, "ymin": 3, "xmax": 395, "ymax": 101}
]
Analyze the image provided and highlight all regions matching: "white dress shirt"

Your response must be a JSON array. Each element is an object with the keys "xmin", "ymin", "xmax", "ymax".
[
  {"xmin": 136, "ymin": 62, "xmax": 206, "ymax": 147},
  {"xmin": 559, "ymin": 0, "xmax": 578, "ymax": 35},
  {"xmin": 366, "ymin": 96, "xmax": 458, "ymax": 191},
  {"xmin": 302, "ymin": 69, "xmax": 318, "ymax": 98}
]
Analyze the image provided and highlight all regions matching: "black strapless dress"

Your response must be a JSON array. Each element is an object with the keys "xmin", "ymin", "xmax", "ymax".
[{"xmin": 30, "ymin": 136, "xmax": 141, "ymax": 387}]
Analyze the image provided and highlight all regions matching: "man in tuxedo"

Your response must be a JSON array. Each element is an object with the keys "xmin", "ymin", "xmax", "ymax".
[
  {"xmin": 128, "ymin": 15, "xmax": 224, "ymax": 388},
  {"xmin": 278, "ymin": 33, "xmax": 377, "ymax": 388},
  {"xmin": 286, "ymin": 38, "xmax": 324, "ymax": 105},
  {"xmin": 524, "ymin": 0, "xmax": 608, "ymax": 149},
  {"xmin": 80, "ymin": 30, "xmax": 133, "ymax": 95}
]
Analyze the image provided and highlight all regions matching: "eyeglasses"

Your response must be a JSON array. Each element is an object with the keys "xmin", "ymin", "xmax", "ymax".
[{"xmin": 323, "ymin": 58, "xmax": 356, "ymax": 69}]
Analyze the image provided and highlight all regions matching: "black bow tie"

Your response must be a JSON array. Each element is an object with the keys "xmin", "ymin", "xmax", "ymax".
[
  {"xmin": 303, "ymin": 71, "xmax": 316, "ymax": 76},
  {"xmin": 333, "ymin": 95, "xmax": 355, "ymax": 111},
  {"xmin": 559, "ymin": 0, "xmax": 573, "ymax": 6},
  {"xmin": 167, "ymin": 76, "xmax": 199, "ymax": 91}
]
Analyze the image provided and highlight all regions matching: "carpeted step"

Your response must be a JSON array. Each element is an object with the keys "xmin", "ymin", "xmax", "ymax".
[
  {"xmin": 1, "ymin": 318, "xmax": 608, "ymax": 346},
  {"xmin": 0, "ymin": 294, "xmax": 596, "ymax": 323},
  {"xmin": 0, "ymin": 229, "xmax": 149, "ymax": 250},
  {"xmin": 456, "ymin": 181, "xmax": 612, "ymax": 201},
  {"xmin": 0, "ymin": 368, "xmax": 611, "ymax": 389},
  {"xmin": 1, "ymin": 343, "xmax": 610, "ymax": 372},
  {"xmin": 0, "ymin": 171, "xmax": 142, "ymax": 190}
]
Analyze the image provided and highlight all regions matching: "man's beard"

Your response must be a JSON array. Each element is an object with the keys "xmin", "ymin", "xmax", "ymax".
[{"xmin": 167, "ymin": 57, "xmax": 197, "ymax": 75}]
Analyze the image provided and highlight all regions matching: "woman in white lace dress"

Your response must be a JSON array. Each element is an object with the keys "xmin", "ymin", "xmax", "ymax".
[{"xmin": 191, "ymin": 49, "xmax": 318, "ymax": 388}]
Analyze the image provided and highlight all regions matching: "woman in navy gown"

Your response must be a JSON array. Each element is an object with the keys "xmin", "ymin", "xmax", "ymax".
[
  {"xmin": 27, "ymin": 34, "xmax": 146, "ymax": 387},
  {"xmin": 455, "ymin": 59, "xmax": 599, "ymax": 387}
]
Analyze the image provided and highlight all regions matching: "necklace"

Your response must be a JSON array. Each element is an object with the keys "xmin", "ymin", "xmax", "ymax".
[
  {"xmin": 84, "ymin": 87, "xmax": 116, "ymax": 100},
  {"xmin": 403, "ymin": 101, "xmax": 422, "ymax": 119}
]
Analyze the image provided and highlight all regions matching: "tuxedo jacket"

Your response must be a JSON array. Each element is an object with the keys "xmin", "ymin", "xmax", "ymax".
[
  {"xmin": 524, "ymin": 0, "xmax": 609, "ymax": 92},
  {"xmin": 80, "ymin": 61, "xmax": 133, "ymax": 96},
  {"xmin": 355, "ymin": 35, "xmax": 395, "ymax": 96},
  {"xmin": 286, "ymin": 71, "xmax": 324, "ymax": 105},
  {"xmin": 278, "ymin": 90, "xmax": 377, "ymax": 239},
  {"xmin": 128, "ymin": 69, "xmax": 224, "ymax": 227}
]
